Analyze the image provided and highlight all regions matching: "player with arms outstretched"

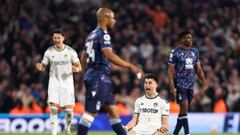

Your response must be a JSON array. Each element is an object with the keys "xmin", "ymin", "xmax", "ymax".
[
  {"xmin": 168, "ymin": 31, "xmax": 208, "ymax": 135},
  {"xmin": 124, "ymin": 73, "xmax": 169, "ymax": 135},
  {"xmin": 77, "ymin": 8, "xmax": 143, "ymax": 135},
  {"xmin": 36, "ymin": 28, "xmax": 82, "ymax": 135}
]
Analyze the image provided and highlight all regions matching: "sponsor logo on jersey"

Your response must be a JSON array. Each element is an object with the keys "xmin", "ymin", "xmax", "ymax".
[
  {"xmin": 64, "ymin": 54, "xmax": 68, "ymax": 59},
  {"xmin": 140, "ymin": 108, "xmax": 158, "ymax": 113},
  {"xmin": 52, "ymin": 61, "xmax": 68, "ymax": 65}
]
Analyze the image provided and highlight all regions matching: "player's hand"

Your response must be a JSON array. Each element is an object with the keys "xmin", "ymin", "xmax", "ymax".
[
  {"xmin": 199, "ymin": 81, "xmax": 208, "ymax": 95},
  {"xmin": 72, "ymin": 65, "xmax": 81, "ymax": 73},
  {"xmin": 170, "ymin": 88, "xmax": 177, "ymax": 102},
  {"xmin": 35, "ymin": 63, "xmax": 45, "ymax": 72},
  {"xmin": 129, "ymin": 64, "xmax": 144, "ymax": 79}
]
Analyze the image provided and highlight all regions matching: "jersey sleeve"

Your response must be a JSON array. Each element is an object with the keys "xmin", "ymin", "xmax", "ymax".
[
  {"xmin": 100, "ymin": 33, "xmax": 112, "ymax": 50},
  {"xmin": 71, "ymin": 49, "xmax": 80, "ymax": 64},
  {"xmin": 133, "ymin": 98, "xmax": 141, "ymax": 114},
  {"xmin": 41, "ymin": 50, "xmax": 49, "ymax": 66},
  {"xmin": 168, "ymin": 49, "xmax": 177, "ymax": 65},
  {"xmin": 194, "ymin": 49, "xmax": 200, "ymax": 65},
  {"xmin": 161, "ymin": 100, "xmax": 170, "ymax": 116}
]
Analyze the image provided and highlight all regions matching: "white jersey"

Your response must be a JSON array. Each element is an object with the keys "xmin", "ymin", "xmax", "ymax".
[
  {"xmin": 42, "ymin": 45, "xmax": 80, "ymax": 106},
  {"xmin": 133, "ymin": 95, "xmax": 170, "ymax": 135}
]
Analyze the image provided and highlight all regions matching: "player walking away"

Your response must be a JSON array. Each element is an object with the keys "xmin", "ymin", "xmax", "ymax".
[
  {"xmin": 124, "ymin": 73, "xmax": 170, "ymax": 135},
  {"xmin": 36, "ymin": 28, "xmax": 82, "ymax": 135},
  {"xmin": 77, "ymin": 8, "xmax": 143, "ymax": 135},
  {"xmin": 168, "ymin": 31, "xmax": 208, "ymax": 135}
]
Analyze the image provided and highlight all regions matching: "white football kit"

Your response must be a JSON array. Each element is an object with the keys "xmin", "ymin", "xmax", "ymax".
[
  {"xmin": 132, "ymin": 95, "xmax": 170, "ymax": 135},
  {"xmin": 42, "ymin": 45, "xmax": 80, "ymax": 107}
]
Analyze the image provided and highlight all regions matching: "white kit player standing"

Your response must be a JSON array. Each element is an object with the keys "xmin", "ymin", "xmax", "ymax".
[
  {"xmin": 36, "ymin": 28, "xmax": 82, "ymax": 135},
  {"xmin": 124, "ymin": 73, "xmax": 170, "ymax": 135}
]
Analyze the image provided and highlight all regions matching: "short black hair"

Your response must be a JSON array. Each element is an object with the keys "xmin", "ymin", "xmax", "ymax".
[
  {"xmin": 144, "ymin": 73, "xmax": 158, "ymax": 83},
  {"xmin": 52, "ymin": 28, "xmax": 64, "ymax": 36},
  {"xmin": 179, "ymin": 31, "xmax": 191, "ymax": 40}
]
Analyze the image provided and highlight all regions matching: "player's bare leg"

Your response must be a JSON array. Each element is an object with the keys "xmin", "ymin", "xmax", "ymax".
[
  {"xmin": 64, "ymin": 105, "xmax": 74, "ymax": 135},
  {"xmin": 77, "ymin": 111, "xmax": 97, "ymax": 135},
  {"xmin": 105, "ymin": 105, "xmax": 126, "ymax": 135},
  {"xmin": 49, "ymin": 102, "xmax": 59, "ymax": 135}
]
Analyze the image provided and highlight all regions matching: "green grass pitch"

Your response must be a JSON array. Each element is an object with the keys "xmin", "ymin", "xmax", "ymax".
[{"xmin": 0, "ymin": 131, "xmax": 238, "ymax": 135}]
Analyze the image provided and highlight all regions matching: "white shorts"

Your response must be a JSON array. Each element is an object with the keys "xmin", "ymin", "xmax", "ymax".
[
  {"xmin": 47, "ymin": 84, "xmax": 75, "ymax": 107},
  {"xmin": 132, "ymin": 126, "xmax": 158, "ymax": 135}
]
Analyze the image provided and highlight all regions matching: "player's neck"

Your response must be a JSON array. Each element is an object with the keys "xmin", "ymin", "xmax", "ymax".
[
  {"xmin": 180, "ymin": 45, "xmax": 191, "ymax": 50},
  {"xmin": 146, "ymin": 92, "xmax": 158, "ymax": 98},
  {"xmin": 54, "ymin": 44, "xmax": 65, "ymax": 51},
  {"xmin": 97, "ymin": 24, "xmax": 108, "ymax": 32}
]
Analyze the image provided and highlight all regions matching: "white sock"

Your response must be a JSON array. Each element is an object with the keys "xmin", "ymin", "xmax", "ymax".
[
  {"xmin": 65, "ymin": 108, "xmax": 73, "ymax": 131},
  {"xmin": 50, "ymin": 106, "xmax": 58, "ymax": 135}
]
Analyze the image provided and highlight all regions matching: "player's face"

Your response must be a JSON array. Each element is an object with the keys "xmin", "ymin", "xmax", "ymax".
[
  {"xmin": 144, "ymin": 78, "xmax": 158, "ymax": 94},
  {"xmin": 53, "ymin": 33, "xmax": 64, "ymax": 47},
  {"xmin": 182, "ymin": 34, "xmax": 193, "ymax": 47},
  {"xmin": 106, "ymin": 12, "xmax": 116, "ymax": 29}
]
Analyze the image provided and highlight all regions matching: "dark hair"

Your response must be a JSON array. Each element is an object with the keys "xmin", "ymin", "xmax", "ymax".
[
  {"xmin": 144, "ymin": 73, "xmax": 158, "ymax": 83},
  {"xmin": 52, "ymin": 28, "xmax": 64, "ymax": 36},
  {"xmin": 179, "ymin": 31, "xmax": 191, "ymax": 40}
]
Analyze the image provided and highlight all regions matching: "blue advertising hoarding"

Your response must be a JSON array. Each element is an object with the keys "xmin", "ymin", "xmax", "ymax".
[{"xmin": 0, "ymin": 113, "xmax": 239, "ymax": 133}]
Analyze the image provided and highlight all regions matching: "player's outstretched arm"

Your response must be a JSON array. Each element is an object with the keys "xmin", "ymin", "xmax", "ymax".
[
  {"xmin": 194, "ymin": 63, "xmax": 208, "ymax": 92},
  {"xmin": 124, "ymin": 113, "xmax": 139, "ymax": 132},
  {"xmin": 35, "ymin": 63, "xmax": 45, "ymax": 72},
  {"xmin": 102, "ymin": 48, "xmax": 144, "ymax": 78}
]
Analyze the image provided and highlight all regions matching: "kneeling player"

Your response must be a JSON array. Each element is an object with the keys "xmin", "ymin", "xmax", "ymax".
[{"xmin": 124, "ymin": 73, "xmax": 169, "ymax": 135}]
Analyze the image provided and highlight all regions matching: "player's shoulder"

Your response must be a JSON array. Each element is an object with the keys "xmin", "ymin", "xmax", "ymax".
[
  {"xmin": 87, "ymin": 28, "xmax": 110, "ymax": 40},
  {"xmin": 190, "ymin": 47, "xmax": 199, "ymax": 53},
  {"xmin": 45, "ymin": 45, "xmax": 55, "ymax": 53},
  {"xmin": 65, "ymin": 45, "xmax": 76, "ymax": 52},
  {"xmin": 158, "ymin": 95, "xmax": 169, "ymax": 104},
  {"xmin": 170, "ymin": 47, "xmax": 182, "ymax": 53},
  {"xmin": 135, "ymin": 95, "xmax": 145, "ymax": 102}
]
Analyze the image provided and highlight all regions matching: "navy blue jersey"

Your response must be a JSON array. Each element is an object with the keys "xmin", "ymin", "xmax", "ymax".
[
  {"xmin": 84, "ymin": 28, "xmax": 112, "ymax": 77},
  {"xmin": 168, "ymin": 47, "xmax": 200, "ymax": 90}
]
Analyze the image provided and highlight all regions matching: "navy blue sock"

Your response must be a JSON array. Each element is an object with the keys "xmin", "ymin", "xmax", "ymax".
[
  {"xmin": 110, "ymin": 119, "xmax": 126, "ymax": 135},
  {"xmin": 77, "ymin": 124, "xmax": 89, "ymax": 135},
  {"xmin": 173, "ymin": 115, "xmax": 183, "ymax": 135},
  {"xmin": 182, "ymin": 114, "xmax": 190, "ymax": 135},
  {"xmin": 77, "ymin": 114, "xmax": 94, "ymax": 135}
]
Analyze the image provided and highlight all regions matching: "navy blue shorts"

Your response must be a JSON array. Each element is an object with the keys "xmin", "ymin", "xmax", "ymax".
[
  {"xmin": 84, "ymin": 74, "xmax": 115, "ymax": 113},
  {"xmin": 176, "ymin": 87, "xmax": 193, "ymax": 103}
]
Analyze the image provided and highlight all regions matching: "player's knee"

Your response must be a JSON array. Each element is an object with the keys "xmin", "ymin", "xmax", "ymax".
[
  {"xmin": 65, "ymin": 108, "xmax": 74, "ymax": 120},
  {"xmin": 50, "ymin": 106, "xmax": 58, "ymax": 115}
]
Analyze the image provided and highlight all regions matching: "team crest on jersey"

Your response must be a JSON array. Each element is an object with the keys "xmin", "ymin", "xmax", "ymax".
[
  {"xmin": 186, "ymin": 57, "xmax": 193, "ymax": 64},
  {"xmin": 153, "ymin": 103, "xmax": 158, "ymax": 108},
  {"xmin": 185, "ymin": 57, "xmax": 193, "ymax": 69},
  {"xmin": 141, "ymin": 103, "xmax": 144, "ymax": 105},
  {"xmin": 103, "ymin": 34, "xmax": 111, "ymax": 41},
  {"xmin": 64, "ymin": 54, "xmax": 68, "ymax": 59}
]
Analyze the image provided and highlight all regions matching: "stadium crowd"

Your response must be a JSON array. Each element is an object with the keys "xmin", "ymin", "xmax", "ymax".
[{"xmin": 0, "ymin": 0, "xmax": 239, "ymax": 114}]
